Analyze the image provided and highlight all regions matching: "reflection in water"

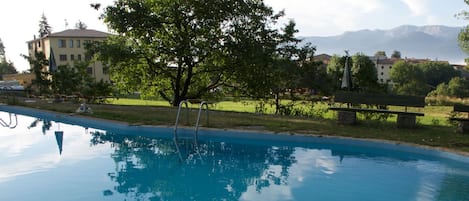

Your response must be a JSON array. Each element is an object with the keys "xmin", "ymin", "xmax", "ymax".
[
  {"xmin": 88, "ymin": 131, "xmax": 469, "ymax": 201},
  {"xmin": 90, "ymin": 131, "xmax": 297, "ymax": 200},
  {"xmin": 54, "ymin": 131, "xmax": 63, "ymax": 155},
  {"xmin": 0, "ymin": 113, "xmax": 17, "ymax": 128},
  {"xmin": 27, "ymin": 118, "xmax": 52, "ymax": 135},
  {"xmin": 1, "ymin": 111, "xmax": 469, "ymax": 201}
]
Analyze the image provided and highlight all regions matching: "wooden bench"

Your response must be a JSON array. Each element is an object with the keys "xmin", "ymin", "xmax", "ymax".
[
  {"xmin": 329, "ymin": 91, "xmax": 425, "ymax": 128},
  {"xmin": 449, "ymin": 104, "xmax": 469, "ymax": 133}
]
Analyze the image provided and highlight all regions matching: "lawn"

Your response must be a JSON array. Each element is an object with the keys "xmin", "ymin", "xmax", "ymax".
[
  {"xmin": 111, "ymin": 98, "xmax": 454, "ymax": 126},
  {"xmin": 3, "ymin": 96, "xmax": 469, "ymax": 153}
]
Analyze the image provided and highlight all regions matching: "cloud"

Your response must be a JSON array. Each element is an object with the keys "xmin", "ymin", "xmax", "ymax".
[
  {"xmin": 265, "ymin": 0, "xmax": 385, "ymax": 36},
  {"xmin": 401, "ymin": 0, "xmax": 430, "ymax": 16}
]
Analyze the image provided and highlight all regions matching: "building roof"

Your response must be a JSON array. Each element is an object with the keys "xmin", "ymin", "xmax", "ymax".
[
  {"xmin": 47, "ymin": 29, "xmax": 111, "ymax": 38},
  {"xmin": 313, "ymin": 54, "xmax": 332, "ymax": 64},
  {"xmin": 374, "ymin": 58, "xmax": 396, "ymax": 65}
]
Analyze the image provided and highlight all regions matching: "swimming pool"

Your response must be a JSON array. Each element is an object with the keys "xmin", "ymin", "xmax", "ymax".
[{"xmin": 1, "ymin": 105, "xmax": 469, "ymax": 201}]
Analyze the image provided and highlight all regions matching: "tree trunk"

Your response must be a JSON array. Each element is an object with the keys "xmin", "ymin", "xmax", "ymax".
[{"xmin": 275, "ymin": 91, "xmax": 280, "ymax": 114}]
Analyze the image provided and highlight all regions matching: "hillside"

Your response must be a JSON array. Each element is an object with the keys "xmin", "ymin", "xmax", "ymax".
[{"xmin": 301, "ymin": 25, "xmax": 467, "ymax": 64}]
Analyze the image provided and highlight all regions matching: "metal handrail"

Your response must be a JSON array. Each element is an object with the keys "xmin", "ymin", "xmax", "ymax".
[
  {"xmin": 194, "ymin": 101, "xmax": 209, "ymax": 143},
  {"xmin": 174, "ymin": 100, "xmax": 189, "ymax": 141},
  {"xmin": 0, "ymin": 113, "xmax": 17, "ymax": 128},
  {"xmin": 173, "ymin": 100, "xmax": 210, "ymax": 163}
]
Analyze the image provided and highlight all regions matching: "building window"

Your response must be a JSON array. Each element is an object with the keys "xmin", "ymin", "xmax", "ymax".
[
  {"xmin": 59, "ymin": 54, "xmax": 67, "ymax": 61},
  {"xmin": 28, "ymin": 43, "xmax": 32, "ymax": 50},
  {"xmin": 38, "ymin": 41, "xmax": 41, "ymax": 48},
  {"xmin": 84, "ymin": 40, "xmax": 91, "ymax": 45},
  {"xmin": 85, "ymin": 54, "xmax": 92, "ymax": 61},
  {"xmin": 70, "ymin": 54, "xmax": 75, "ymax": 61},
  {"xmin": 380, "ymin": 72, "xmax": 384, "ymax": 75},
  {"xmin": 389, "ymin": 66, "xmax": 392, "ymax": 69},
  {"xmin": 76, "ymin": 40, "xmax": 81, "ymax": 48},
  {"xmin": 103, "ymin": 65, "xmax": 109, "ymax": 74},
  {"xmin": 58, "ymin": 39, "xmax": 66, "ymax": 48},
  {"xmin": 380, "ymin": 79, "xmax": 383, "ymax": 83},
  {"xmin": 381, "ymin": 66, "xmax": 384, "ymax": 69},
  {"xmin": 77, "ymin": 54, "xmax": 82, "ymax": 61},
  {"xmin": 69, "ymin": 39, "xmax": 74, "ymax": 48},
  {"xmin": 87, "ymin": 67, "xmax": 93, "ymax": 74}
]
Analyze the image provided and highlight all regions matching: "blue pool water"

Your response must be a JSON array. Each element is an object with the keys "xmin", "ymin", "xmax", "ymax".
[{"xmin": 1, "ymin": 106, "xmax": 469, "ymax": 201}]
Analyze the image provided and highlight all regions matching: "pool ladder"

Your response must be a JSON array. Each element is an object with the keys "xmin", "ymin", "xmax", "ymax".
[
  {"xmin": 173, "ymin": 100, "xmax": 209, "ymax": 142},
  {"xmin": 0, "ymin": 113, "xmax": 17, "ymax": 128},
  {"xmin": 173, "ymin": 100, "xmax": 209, "ymax": 162}
]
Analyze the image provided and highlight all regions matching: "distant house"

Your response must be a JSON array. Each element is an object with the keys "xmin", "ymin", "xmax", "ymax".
[
  {"xmin": 27, "ymin": 29, "xmax": 111, "ymax": 82},
  {"xmin": 370, "ymin": 56, "xmax": 451, "ymax": 84},
  {"xmin": 452, "ymin": 64, "xmax": 469, "ymax": 79},
  {"xmin": 313, "ymin": 54, "xmax": 332, "ymax": 65},
  {"xmin": 2, "ymin": 73, "xmax": 35, "ymax": 88},
  {"xmin": 369, "ymin": 57, "xmax": 397, "ymax": 84}
]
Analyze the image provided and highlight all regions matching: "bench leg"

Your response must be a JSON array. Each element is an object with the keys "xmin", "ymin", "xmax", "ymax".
[
  {"xmin": 337, "ymin": 111, "xmax": 357, "ymax": 125},
  {"xmin": 457, "ymin": 121, "xmax": 469, "ymax": 133},
  {"xmin": 397, "ymin": 114, "xmax": 417, "ymax": 128}
]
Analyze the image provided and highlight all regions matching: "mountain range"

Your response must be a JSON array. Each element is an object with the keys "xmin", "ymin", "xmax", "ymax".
[{"xmin": 300, "ymin": 25, "xmax": 467, "ymax": 64}]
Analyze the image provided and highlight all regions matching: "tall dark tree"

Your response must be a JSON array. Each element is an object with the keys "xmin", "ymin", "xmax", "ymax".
[
  {"xmin": 326, "ymin": 55, "xmax": 346, "ymax": 90},
  {"xmin": 0, "ymin": 38, "xmax": 5, "ymax": 62},
  {"xmin": 0, "ymin": 38, "xmax": 18, "ymax": 78},
  {"xmin": 391, "ymin": 50, "xmax": 401, "ymax": 59},
  {"xmin": 374, "ymin": 50, "xmax": 387, "ymax": 58},
  {"xmin": 75, "ymin": 20, "xmax": 88, "ymax": 30},
  {"xmin": 22, "ymin": 50, "xmax": 50, "ymax": 94},
  {"xmin": 38, "ymin": 13, "xmax": 52, "ymax": 37},
  {"xmin": 351, "ymin": 53, "xmax": 379, "ymax": 92},
  {"xmin": 91, "ymin": 0, "xmax": 301, "ymax": 106}
]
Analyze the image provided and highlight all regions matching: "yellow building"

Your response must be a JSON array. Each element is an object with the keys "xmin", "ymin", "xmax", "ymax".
[{"xmin": 27, "ymin": 29, "xmax": 111, "ymax": 82}]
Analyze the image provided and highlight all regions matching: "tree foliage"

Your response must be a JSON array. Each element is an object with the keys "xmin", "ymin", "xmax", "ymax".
[
  {"xmin": 75, "ymin": 20, "xmax": 88, "ymax": 30},
  {"xmin": 391, "ymin": 50, "xmax": 401, "ymax": 59},
  {"xmin": 419, "ymin": 61, "xmax": 460, "ymax": 88},
  {"xmin": 92, "ymin": 0, "xmax": 306, "ymax": 106},
  {"xmin": 351, "ymin": 53, "xmax": 379, "ymax": 92},
  {"xmin": 0, "ymin": 61, "xmax": 17, "ymax": 78},
  {"xmin": 326, "ymin": 53, "xmax": 381, "ymax": 92},
  {"xmin": 458, "ymin": 0, "xmax": 469, "ymax": 63},
  {"xmin": 390, "ymin": 60, "xmax": 429, "ymax": 96},
  {"xmin": 430, "ymin": 77, "xmax": 469, "ymax": 98},
  {"xmin": 326, "ymin": 55, "xmax": 346, "ymax": 90},
  {"xmin": 23, "ymin": 50, "xmax": 50, "ymax": 94},
  {"xmin": 38, "ymin": 13, "xmax": 52, "ymax": 37},
  {"xmin": 0, "ymin": 38, "xmax": 5, "ymax": 62},
  {"xmin": 374, "ymin": 50, "xmax": 386, "ymax": 58},
  {"xmin": 51, "ymin": 61, "xmax": 113, "ymax": 102},
  {"xmin": 0, "ymin": 38, "xmax": 17, "ymax": 78}
]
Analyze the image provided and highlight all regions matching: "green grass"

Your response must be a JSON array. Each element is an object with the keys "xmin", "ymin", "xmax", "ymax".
[
  {"xmin": 111, "ymin": 98, "xmax": 455, "ymax": 126},
  {"xmin": 4, "ymin": 96, "xmax": 469, "ymax": 153}
]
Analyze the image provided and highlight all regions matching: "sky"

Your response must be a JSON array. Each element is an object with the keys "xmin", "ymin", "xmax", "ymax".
[{"xmin": 0, "ymin": 0, "xmax": 468, "ymax": 72}]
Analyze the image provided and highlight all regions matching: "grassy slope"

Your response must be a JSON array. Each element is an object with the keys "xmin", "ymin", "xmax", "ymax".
[{"xmin": 6, "ymin": 97, "xmax": 468, "ymax": 153}]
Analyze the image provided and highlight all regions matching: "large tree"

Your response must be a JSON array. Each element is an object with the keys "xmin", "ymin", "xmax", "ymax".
[
  {"xmin": 459, "ymin": 0, "xmax": 469, "ymax": 64},
  {"xmin": 390, "ymin": 60, "xmax": 429, "ymax": 96},
  {"xmin": 419, "ymin": 61, "xmax": 460, "ymax": 88},
  {"xmin": 350, "ymin": 53, "xmax": 379, "ymax": 92},
  {"xmin": 326, "ymin": 53, "xmax": 380, "ymax": 92},
  {"xmin": 91, "ymin": 0, "xmax": 301, "ymax": 106},
  {"xmin": 23, "ymin": 50, "xmax": 50, "ymax": 94},
  {"xmin": 38, "ymin": 13, "xmax": 52, "ymax": 37},
  {"xmin": 75, "ymin": 20, "xmax": 88, "ymax": 30},
  {"xmin": 0, "ymin": 38, "xmax": 18, "ymax": 78}
]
